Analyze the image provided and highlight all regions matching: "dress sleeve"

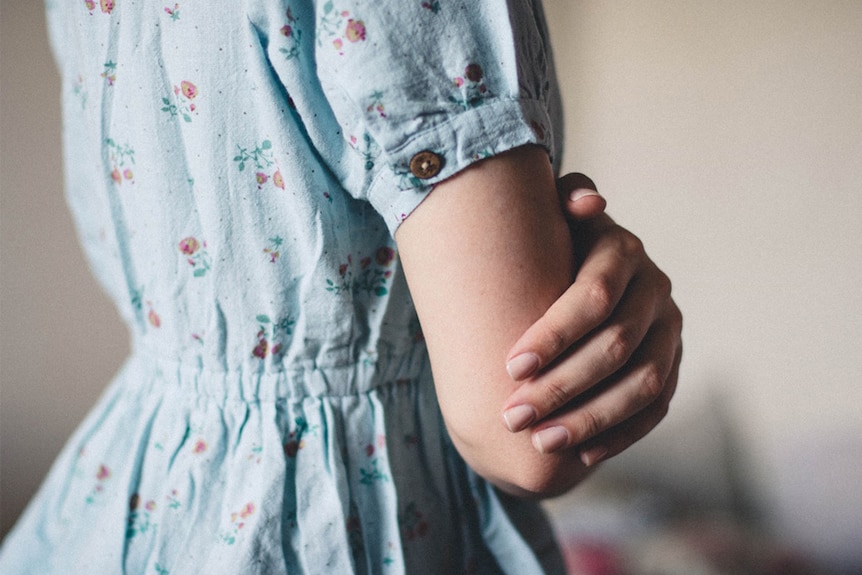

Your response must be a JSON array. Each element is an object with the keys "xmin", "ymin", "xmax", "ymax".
[{"xmin": 313, "ymin": 0, "xmax": 560, "ymax": 235}]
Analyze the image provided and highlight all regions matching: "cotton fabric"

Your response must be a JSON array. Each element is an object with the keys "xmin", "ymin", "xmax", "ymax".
[{"xmin": 1, "ymin": 0, "xmax": 565, "ymax": 572}]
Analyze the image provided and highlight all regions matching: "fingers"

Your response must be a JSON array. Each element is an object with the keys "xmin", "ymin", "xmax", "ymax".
[
  {"xmin": 531, "ymin": 300, "xmax": 682, "ymax": 460},
  {"xmin": 579, "ymin": 331, "xmax": 682, "ymax": 466},
  {"xmin": 505, "ymin": 225, "xmax": 644, "ymax": 381},
  {"xmin": 556, "ymin": 172, "xmax": 606, "ymax": 221},
  {"xmin": 503, "ymin": 264, "xmax": 664, "ymax": 432}
]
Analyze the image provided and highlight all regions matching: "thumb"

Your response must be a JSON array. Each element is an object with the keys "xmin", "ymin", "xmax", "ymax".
[{"xmin": 556, "ymin": 172, "xmax": 606, "ymax": 220}]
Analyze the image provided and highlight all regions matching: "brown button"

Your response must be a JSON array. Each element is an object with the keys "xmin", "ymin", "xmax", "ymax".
[{"xmin": 409, "ymin": 150, "xmax": 444, "ymax": 179}]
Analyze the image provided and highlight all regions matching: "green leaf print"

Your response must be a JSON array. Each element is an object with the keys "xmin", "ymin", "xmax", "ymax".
[
  {"xmin": 359, "ymin": 458, "xmax": 390, "ymax": 485},
  {"xmin": 234, "ymin": 141, "xmax": 275, "ymax": 175}
]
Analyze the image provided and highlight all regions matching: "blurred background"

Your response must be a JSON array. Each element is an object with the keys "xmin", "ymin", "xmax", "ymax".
[{"xmin": 2, "ymin": 1, "xmax": 860, "ymax": 573}]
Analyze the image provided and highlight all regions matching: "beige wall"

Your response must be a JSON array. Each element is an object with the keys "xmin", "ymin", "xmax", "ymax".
[
  {"xmin": 544, "ymin": 2, "xmax": 862, "ymax": 567},
  {"xmin": 2, "ymin": 0, "xmax": 860, "ymax": 567}
]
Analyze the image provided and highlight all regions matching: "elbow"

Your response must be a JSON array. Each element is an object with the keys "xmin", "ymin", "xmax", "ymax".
[
  {"xmin": 447, "ymin": 424, "xmax": 592, "ymax": 499},
  {"xmin": 489, "ymin": 455, "xmax": 593, "ymax": 500}
]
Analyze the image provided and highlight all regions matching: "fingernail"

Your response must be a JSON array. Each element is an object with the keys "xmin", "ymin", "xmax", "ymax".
[
  {"xmin": 506, "ymin": 353, "xmax": 539, "ymax": 381},
  {"xmin": 580, "ymin": 446, "xmax": 609, "ymax": 467},
  {"xmin": 502, "ymin": 404, "xmax": 536, "ymax": 433},
  {"xmin": 569, "ymin": 188, "xmax": 601, "ymax": 203},
  {"xmin": 533, "ymin": 426, "xmax": 569, "ymax": 454}
]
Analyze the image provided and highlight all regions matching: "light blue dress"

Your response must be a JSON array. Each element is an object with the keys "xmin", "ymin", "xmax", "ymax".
[{"xmin": 1, "ymin": 0, "xmax": 566, "ymax": 572}]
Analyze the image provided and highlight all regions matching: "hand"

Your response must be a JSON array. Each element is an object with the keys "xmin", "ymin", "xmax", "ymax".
[{"xmin": 501, "ymin": 173, "xmax": 683, "ymax": 467}]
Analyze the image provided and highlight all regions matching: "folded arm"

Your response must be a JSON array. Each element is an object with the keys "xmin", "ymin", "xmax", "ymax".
[{"xmin": 396, "ymin": 145, "xmax": 590, "ymax": 498}]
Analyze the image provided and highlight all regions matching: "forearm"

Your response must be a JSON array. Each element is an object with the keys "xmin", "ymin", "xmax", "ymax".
[{"xmin": 397, "ymin": 146, "xmax": 591, "ymax": 497}]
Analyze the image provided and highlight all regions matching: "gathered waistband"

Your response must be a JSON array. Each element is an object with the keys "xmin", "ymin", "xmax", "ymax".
[{"xmin": 122, "ymin": 341, "xmax": 433, "ymax": 403}]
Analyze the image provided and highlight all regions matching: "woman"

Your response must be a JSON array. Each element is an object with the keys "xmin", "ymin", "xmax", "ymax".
[{"xmin": 0, "ymin": 0, "xmax": 680, "ymax": 572}]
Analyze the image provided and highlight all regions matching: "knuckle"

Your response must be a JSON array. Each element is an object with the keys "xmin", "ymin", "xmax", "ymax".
[
  {"xmin": 620, "ymin": 230, "xmax": 645, "ymax": 258},
  {"xmin": 584, "ymin": 277, "xmax": 615, "ymax": 319},
  {"xmin": 575, "ymin": 408, "xmax": 605, "ymax": 441},
  {"xmin": 603, "ymin": 324, "xmax": 638, "ymax": 366},
  {"xmin": 538, "ymin": 319, "xmax": 569, "ymax": 357},
  {"xmin": 541, "ymin": 379, "xmax": 571, "ymax": 413},
  {"xmin": 639, "ymin": 365, "xmax": 665, "ymax": 403},
  {"xmin": 656, "ymin": 269, "xmax": 673, "ymax": 300}
]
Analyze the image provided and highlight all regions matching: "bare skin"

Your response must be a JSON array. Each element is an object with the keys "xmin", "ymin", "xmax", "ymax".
[{"xmin": 398, "ymin": 149, "xmax": 682, "ymax": 497}]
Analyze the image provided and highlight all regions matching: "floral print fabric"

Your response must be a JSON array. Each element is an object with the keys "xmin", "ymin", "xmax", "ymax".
[{"xmin": 0, "ymin": 0, "xmax": 564, "ymax": 573}]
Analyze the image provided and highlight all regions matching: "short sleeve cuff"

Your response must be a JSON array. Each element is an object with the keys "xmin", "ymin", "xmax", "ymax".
[{"xmin": 367, "ymin": 97, "xmax": 554, "ymax": 237}]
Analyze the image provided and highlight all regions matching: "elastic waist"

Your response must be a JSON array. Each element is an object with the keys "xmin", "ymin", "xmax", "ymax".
[{"xmin": 123, "ymin": 342, "xmax": 432, "ymax": 403}]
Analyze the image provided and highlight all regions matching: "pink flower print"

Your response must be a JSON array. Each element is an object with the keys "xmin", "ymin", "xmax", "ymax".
[
  {"xmin": 422, "ymin": 0, "xmax": 441, "ymax": 12},
  {"xmin": 279, "ymin": 7, "xmax": 302, "ymax": 60},
  {"xmin": 163, "ymin": 80, "xmax": 199, "ymax": 122},
  {"xmin": 273, "ymin": 170, "xmax": 284, "ymax": 190},
  {"xmin": 180, "ymin": 80, "xmax": 198, "ymax": 100},
  {"xmin": 252, "ymin": 313, "xmax": 293, "ymax": 359},
  {"xmin": 345, "ymin": 19, "xmax": 366, "ymax": 43},
  {"xmin": 252, "ymin": 338, "xmax": 268, "ymax": 359},
  {"xmin": 167, "ymin": 489, "xmax": 182, "ymax": 509},
  {"xmin": 365, "ymin": 92, "xmax": 386, "ymax": 118},
  {"xmin": 327, "ymin": 251, "xmax": 391, "ymax": 296},
  {"xmin": 193, "ymin": 439, "xmax": 207, "ymax": 454},
  {"xmin": 148, "ymin": 308, "xmax": 161, "ymax": 328},
  {"xmin": 222, "ymin": 502, "xmax": 257, "ymax": 544},
  {"xmin": 465, "ymin": 63, "xmax": 483, "ymax": 82},
  {"xmin": 255, "ymin": 172, "xmax": 268, "ymax": 188},
  {"xmin": 179, "ymin": 236, "xmax": 200, "ymax": 256},
  {"xmin": 450, "ymin": 63, "xmax": 491, "ymax": 109},
  {"xmin": 230, "ymin": 503, "xmax": 255, "ymax": 526},
  {"xmin": 101, "ymin": 61, "xmax": 117, "ymax": 86},
  {"xmin": 179, "ymin": 237, "xmax": 211, "ymax": 276},
  {"xmin": 229, "ymin": 502, "xmax": 255, "ymax": 529},
  {"xmin": 375, "ymin": 246, "xmax": 395, "ymax": 266},
  {"xmin": 106, "ymin": 138, "xmax": 135, "ymax": 185},
  {"xmin": 319, "ymin": 4, "xmax": 364, "ymax": 53},
  {"xmin": 100, "ymin": 0, "xmax": 114, "ymax": 14},
  {"xmin": 145, "ymin": 500, "xmax": 157, "ymax": 511},
  {"xmin": 264, "ymin": 236, "xmax": 283, "ymax": 263},
  {"xmin": 96, "ymin": 464, "xmax": 111, "ymax": 481},
  {"xmin": 84, "ymin": 0, "xmax": 96, "ymax": 11},
  {"xmin": 164, "ymin": 3, "xmax": 180, "ymax": 20}
]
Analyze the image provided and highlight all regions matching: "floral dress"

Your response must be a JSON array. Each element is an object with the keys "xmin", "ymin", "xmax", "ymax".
[{"xmin": 1, "ymin": 0, "xmax": 566, "ymax": 573}]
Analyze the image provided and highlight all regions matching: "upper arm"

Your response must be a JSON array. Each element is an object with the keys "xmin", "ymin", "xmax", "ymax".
[{"xmin": 396, "ymin": 145, "xmax": 589, "ymax": 497}]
